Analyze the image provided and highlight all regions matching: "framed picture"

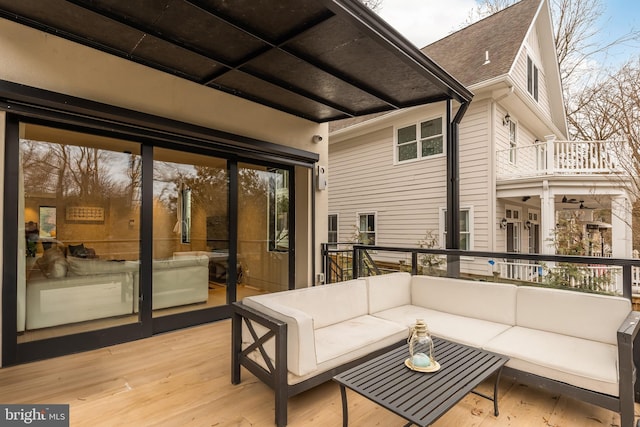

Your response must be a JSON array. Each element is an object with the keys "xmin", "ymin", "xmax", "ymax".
[
  {"xmin": 39, "ymin": 206, "xmax": 57, "ymax": 238},
  {"xmin": 65, "ymin": 206, "xmax": 105, "ymax": 223}
]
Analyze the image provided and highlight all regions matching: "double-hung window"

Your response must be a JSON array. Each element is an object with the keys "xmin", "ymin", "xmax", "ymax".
[
  {"xmin": 357, "ymin": 213, "xmax": 376, "ymax": 245},
  {"xmin": 396, "ymin": 117, "xmax": 444, "ymax": 162},
  {"xmin": 527, "ymin": 56, "xmax": 539, "ymax": 101},
  {"xmin": 441, "ymin": 208, "xmax": 472, "ymax": 250}
]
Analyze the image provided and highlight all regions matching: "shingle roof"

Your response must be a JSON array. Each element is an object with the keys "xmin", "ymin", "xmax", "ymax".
[{"xmin": 421, "ymin": 0, "xmax": 541, "ymax": 87}]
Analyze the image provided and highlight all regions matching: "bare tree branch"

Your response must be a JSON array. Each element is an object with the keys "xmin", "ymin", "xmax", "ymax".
[{"xmin": 359, "ymin": 0, "xmax": 383, "ymax": 12}]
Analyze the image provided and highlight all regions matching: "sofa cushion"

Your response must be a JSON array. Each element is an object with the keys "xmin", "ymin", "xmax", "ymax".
[
  {"xmin": 365, "ymin": 272, "xmax": 412, "ymax": 314},
  {"xmin": 373, "ymin": 305, "xmax": 511, "ymax": 348},
  {"xmin": 67, "ymin": 258, "xmax": 138, "ymax": 276},
  {"xmin": 315, "ymin": 315, "xmax": 407, "ymax": 364},
  {"xmin": 244, "ymin": 279, "xmax": 368, "ymax": 330},
  {"xmin": 35, "ymin": 247, "xmax": 68, "ymax": 279},
  {"xmin": 68, "ymin": 243, "xmax": 87, "ymax": 257},
  {"xmin": 484, "ymin": 326, "xmax": 619, "ymax": 396},
  {"xmin": 155, "ymin": 255, "xmax": 210, "ymax": 269},
  {"xmin": 411, "ymin": 276, "xmax": 518, "ymax": 325},
  {"xmin": 516, "ymin": 286, "xmax": 631, "ymax": 345}
]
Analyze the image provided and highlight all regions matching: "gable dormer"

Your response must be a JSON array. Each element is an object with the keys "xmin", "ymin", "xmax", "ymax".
[{"xmin": 423, "ymin": 0, "xmax": 568, "ymax": 139}]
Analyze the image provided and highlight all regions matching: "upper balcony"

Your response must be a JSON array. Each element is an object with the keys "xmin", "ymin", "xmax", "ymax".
[{"xmin": 496, "ymin": 139, "xmax": 628, "ymax": 181}]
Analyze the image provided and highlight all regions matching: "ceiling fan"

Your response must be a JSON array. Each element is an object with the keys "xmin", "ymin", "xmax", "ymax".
[
  {"xmin": 561, "ymin": 196, "xmax": 595, "ymax": 210},
  {"xmin": 561, "ymin": 196, "xmax": 580, "ymax": 204}
]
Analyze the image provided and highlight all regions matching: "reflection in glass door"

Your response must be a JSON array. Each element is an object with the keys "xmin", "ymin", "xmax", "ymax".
[
  {"xmin": 238, "ymin": 163, "xmax": 291, "ymax": 296},
  {"xmin": 18, "ymin": 123, "xmax": 141, "ymax": 342},
  {"xmin": 152, "ymin": 148, "xmax": 229, "ymax": 317}
]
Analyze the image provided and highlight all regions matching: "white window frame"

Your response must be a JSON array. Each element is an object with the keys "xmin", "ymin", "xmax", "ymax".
[
  {"xmin": 356, "ymin": 212, "xmax": 377, "ymax": 245},
  {"xmin": 439, "ymin": 206, "xmax": 474, "ymax": 251},
  {"xmin": 527, "ymin": 55, "xmax": 539, "ymax": 102},
  {"xmin": 394, "ymin": 115, "xmax": 446, "ymax": 164}
]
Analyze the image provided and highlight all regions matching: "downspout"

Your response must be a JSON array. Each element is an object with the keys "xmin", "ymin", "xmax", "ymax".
[
  {"xmin": 446, "ymin": 99, "xmax": 470, "ymax": 278},
  {"xmin": 311, "ymin": 165, "xmax": 316, "ymax": 286}
]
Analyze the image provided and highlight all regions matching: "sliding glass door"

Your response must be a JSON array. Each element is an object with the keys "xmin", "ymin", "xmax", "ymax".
[
  {"xmin": 6, "ymin": 117, "xmax": 299, "ymax": 364},
  {"xmin": 18, "ymin": 123, "xmax": 141, "ymax": 343},
  {"xmin": 237, "ymin": 163, "xmax": 292, "ymax": 296},
  {"xmin": 152, "ymin": 148, "xmax": 229, "ymax": 317}
]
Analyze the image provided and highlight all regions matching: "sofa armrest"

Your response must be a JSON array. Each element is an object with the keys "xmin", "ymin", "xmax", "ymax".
[
  {"xmin": 616, "ymin": 311, "xmax": 640, "ymax": 427},
  {"xmin": 239, "ymin": 298, "xmax": 317, "ymax": 376},
  {"xmin": 232, "ymin": 302, "xmax": 289, "ymax": 427}
]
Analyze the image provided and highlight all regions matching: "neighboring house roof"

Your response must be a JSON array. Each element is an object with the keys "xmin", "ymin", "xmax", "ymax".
[
  {"xmin": 330, "ymin": 0, "xmax": 564, "ymax": 135},
  {"xmin": 421, "ymin": 0, "xmax": 541, "ymax": 87}
]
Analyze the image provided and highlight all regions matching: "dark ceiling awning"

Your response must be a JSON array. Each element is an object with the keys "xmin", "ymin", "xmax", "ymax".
[{"xmin": 0, "ymin": 0, "xmax": 472, "ymax": 123}]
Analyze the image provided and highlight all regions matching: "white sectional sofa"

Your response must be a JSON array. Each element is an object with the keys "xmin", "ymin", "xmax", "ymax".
[{"xmin": 231, "ymin": 272, "xmax": 640, "ymax": 427}]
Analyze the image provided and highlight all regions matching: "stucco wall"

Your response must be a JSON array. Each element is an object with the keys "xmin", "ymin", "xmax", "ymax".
[{"xmin": 0, "ymin": 18, "xmax": 329, "ymax": 360}]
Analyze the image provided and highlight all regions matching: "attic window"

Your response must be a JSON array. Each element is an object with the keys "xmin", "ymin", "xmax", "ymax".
[{"xmin": 527, "ymin": 56, "xmax": 539, "ymax": 102}]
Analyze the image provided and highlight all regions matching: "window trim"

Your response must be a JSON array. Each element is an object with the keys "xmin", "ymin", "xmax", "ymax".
[{"xmin": 394, "ymin": 115, "xmax": 446, "ymax": 164}]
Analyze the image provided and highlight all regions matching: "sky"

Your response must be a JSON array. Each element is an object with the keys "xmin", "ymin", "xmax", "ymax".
[{"xmin": 376, "ymin": 0, "xmax": 640, "ymax": 66}]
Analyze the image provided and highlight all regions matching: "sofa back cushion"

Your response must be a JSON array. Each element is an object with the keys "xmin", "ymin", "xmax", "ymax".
[
  {"xmin": 366, "ymin": 272, "xmax": 412, "ymax": 314},
  {"xmin": 516, "ymin": 286, "xmax": 631, "ymax": 345},
  {"xmin": 411, "ymin": 276, "xmax": 518, "ymax": 325},
  {"xmin": 67, "ymin": 258, "xmax": 139, "ymax": 276},
  {"xmin": 245, "ymin": 279, "xmax": 369, "ymax": 329}
]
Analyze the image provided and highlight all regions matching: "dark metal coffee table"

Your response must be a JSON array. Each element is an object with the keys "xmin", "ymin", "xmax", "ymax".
[{"xmin": 333, "ymin": 337, "xmax": 509, "ymax": 427}]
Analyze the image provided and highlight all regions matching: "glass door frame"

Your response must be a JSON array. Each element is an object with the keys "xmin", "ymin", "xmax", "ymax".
[{"xmin": 2, "ymin": 105, "xmax": 306, "ymax": 365}]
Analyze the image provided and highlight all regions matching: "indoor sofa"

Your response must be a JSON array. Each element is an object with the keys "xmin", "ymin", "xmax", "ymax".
[
  {"xmin": 232, "ymin": 272, "xmax": 640, "ymax": 427},
  {"xmin": 20, "ymin": 254, "xmax": 210, "ymax": 331}
]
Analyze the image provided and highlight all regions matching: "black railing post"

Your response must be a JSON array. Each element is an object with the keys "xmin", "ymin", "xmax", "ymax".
[
  {"xmin": 623, "ymin": 264, "xmax": 632, "ymax": 300},
  {"xmin": 411, "ymin": 252, "xmax": 418, "ymax": 276},
  {"xmin": 321, "ymin": 243, "xmax": 327, "ymax": 285},
  {"xmin": 352, "ymin": 245, "xmax": 359, "ymax": 279}
]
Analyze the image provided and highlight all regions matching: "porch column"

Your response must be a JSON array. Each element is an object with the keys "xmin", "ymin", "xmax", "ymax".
[
  {"xmin": 611, "ymin": 195, "xmax": 632, "ymax": 258},
  {"xmin": 540, "ymin": 180, "xmax": 555, "ymax": 254}
]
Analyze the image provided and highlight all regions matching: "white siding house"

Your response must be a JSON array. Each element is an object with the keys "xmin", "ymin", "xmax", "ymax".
[{"xmin": 328, "ymin": 0, "xmax": 634, "ymax": 280}]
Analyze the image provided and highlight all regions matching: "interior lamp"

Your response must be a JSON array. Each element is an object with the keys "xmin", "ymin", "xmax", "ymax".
[{"xmin": 405, "ymin": 319, "xmax": 440, "ymax": 372}]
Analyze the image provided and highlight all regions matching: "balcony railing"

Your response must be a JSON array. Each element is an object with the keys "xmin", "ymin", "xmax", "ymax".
[
  {"xmin": 321, "ymin": 243, "xmax": 640, "ymax": 299},
  {"xmin": 496, "ymin": 140, "xmax": 627, "ymax": 180}
]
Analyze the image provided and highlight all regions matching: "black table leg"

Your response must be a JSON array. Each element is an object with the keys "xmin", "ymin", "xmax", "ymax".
[
  {"xmin": 493, "ymin": 366, "xmax": 504, "ymax": 416},
  {"xmin": 340, "ymin": 384, "xmax": 348, "ymax": 427}
]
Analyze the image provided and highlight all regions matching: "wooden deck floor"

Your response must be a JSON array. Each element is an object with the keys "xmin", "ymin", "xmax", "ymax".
[{"xmin": 1, "ymin": 320, "xmax": 636, "ymax": 426}]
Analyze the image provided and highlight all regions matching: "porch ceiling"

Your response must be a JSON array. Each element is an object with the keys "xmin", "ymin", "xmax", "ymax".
[{"xmin": 0, "ymin": 0, "xmax": 472, "ymax": 123}]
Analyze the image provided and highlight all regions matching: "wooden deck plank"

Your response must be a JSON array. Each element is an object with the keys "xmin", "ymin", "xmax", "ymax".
[{"xmin": 1, "ymin": 320, "xmax": 637, "ymax": 426}]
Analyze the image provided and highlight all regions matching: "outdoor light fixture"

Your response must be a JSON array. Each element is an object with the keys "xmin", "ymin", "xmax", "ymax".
[
  {"xmin": 503, "ymin": 113, "xmax": 511, "ymax": 126},
  {"xmin": 500, "ymin": 218, "xmax": 508, "ymax": 229},
  {"xmin": 524, "ymin": 220, "xmax": 532, "ymax": 230},
  {"xmin": 405, "ymin": 319, "xmax": 439, "ymax": 372}
]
